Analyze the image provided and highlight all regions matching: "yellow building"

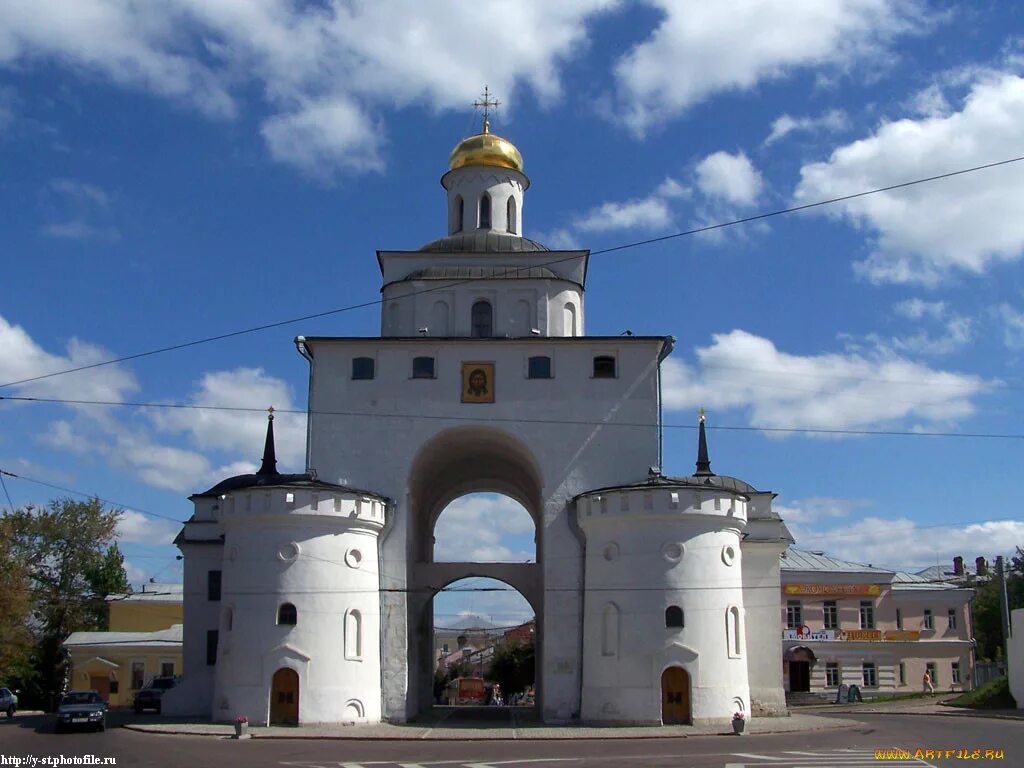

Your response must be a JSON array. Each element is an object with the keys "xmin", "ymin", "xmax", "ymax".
[{"xmin": 63, "ymin": 583, "xmax": 183, "ymax": 707}]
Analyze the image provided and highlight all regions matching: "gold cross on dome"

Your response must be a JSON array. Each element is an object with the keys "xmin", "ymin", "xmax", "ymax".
[
  {"xmin": 268, "ymin": 405, "xmax": 275, "ymax": 421},
  {"xmin": 698, "ymin": 407, "xmax": 705, "ymax": 423},
  {"xmin": 473, "ymin": 85, "xmax": 500, "ymax": 133}
]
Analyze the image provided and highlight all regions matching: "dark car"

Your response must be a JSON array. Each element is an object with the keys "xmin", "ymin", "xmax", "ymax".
[
  {"xmin": 55, "ymin": 690, "xmax": 106, "ymax": 732},
  {"xmin": 133, "ymin": 676, "xmax": 177, "ymax": 713}
]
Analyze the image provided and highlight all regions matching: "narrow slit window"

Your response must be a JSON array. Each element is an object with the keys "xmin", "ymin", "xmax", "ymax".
[
  {"xmin": 471, "ymin": 300, "xmax": 493, "ymax": 337},
  {"xmin": 454, "ymin": 194, "xmax": 464, "ymax": 233},
  {"xmin": 479, "ymin": 194, "xmax": 491, "ymax": 229},
  {"xmin": 507, "ymin": 196, "xmax": 517, "ymax": 233}
]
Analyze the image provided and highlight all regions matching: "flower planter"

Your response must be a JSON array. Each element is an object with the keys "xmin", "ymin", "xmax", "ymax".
[
  {"xmin": 732, "ymin": 717, "xmax": 746, "ymax": 735},
  {"xmin": 233, "ymin": 721, "xmax": 248, "ymax": 739}
]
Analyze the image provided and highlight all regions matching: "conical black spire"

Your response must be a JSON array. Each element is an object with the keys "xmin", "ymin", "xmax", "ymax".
[
  {"xmin": 258, "ymin": 407, "xmax": 278, "ymax": 476},
  {"xmin": 694, "ymin": 408, "xmax": 714, "ymax": 477}
]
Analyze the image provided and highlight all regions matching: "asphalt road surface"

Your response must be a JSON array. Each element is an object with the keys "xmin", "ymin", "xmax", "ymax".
[{"xmin": 1, "ymin": 712, "xmax": 1020, "ymax": 768}]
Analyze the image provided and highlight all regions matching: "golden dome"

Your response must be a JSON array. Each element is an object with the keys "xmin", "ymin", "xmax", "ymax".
[{"xmin": 448, "ymin": 121, "xmax": 524, "ymax": 173}]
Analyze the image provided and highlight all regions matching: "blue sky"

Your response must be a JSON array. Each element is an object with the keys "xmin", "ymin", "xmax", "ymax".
[{"xmin": 2, "ymin": 2, "xmax": 1024, "ymax": 624}]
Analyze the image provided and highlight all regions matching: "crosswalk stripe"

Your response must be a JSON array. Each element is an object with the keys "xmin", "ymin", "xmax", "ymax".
[{"xmin": 731, "ymin": 755, "xmax": 785, "ymax": 761}]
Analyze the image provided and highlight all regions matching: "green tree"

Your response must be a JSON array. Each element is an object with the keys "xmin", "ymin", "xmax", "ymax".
[
  {"xmin": 4, "ymin": 498, "xmax": 127, "ymax": 708},
  {"xmin": 488, "ymin": 640, "xmax": 535, "ymax": 698},
  {"xmin": 0, "ymin": 515, "xmax": 34, "ymax": 682},
  {"xmin": 972, "ymin": 548, "xmax": 1024, "ymax": 661}
]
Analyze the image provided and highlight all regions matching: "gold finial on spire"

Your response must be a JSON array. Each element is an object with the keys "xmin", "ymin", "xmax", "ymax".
[
  {"xmin": 268, "ymin": 405, "xmax": 275, "ymax": 422},
  {"xmin": 473, "ymin": 85, "xmax": 500, "ymax": 134},
  {"xmin": 698, "ymin": 407, "xmax": 705, "ymax": 423}
]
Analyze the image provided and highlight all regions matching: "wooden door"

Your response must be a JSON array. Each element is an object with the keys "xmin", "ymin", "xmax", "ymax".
[
  {"xmin": 661, "ymin": 667, "xmax": 690, "ymax": 725},
  {"xmin": 790, "ymin": 661, "xmax": 811, "ymax": 692},
  {"xmin": 270, "ymin": 668, "xmax": 299, "ymax": 725},
  {"xmin": 89, "ymin": 675, "xmax": 110, "ymax": 702}
]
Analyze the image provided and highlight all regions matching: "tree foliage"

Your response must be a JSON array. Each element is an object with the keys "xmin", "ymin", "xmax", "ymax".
[
  {"xmin": 488, "ymin": 640, "xmax": 535, "ymax": 697},
  {"xmin": 972, "ymin": 548, "xmax": 1024, "ymax": 661},
  {"xmin": 0, "ymin": 515, "xmax": 34, "ymax": 682},
  {"xmin": 2, "ymin": 498, "xmax": 128, "ymax": 707}
]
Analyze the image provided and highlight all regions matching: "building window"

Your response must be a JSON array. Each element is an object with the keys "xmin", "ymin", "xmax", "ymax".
[
  {"xmin": 207, "ymin": 570, "xmax": 222, "ymax": 601},
  {"xmin": 786, "ymin": 600, "xmax": 802, "ymax": 629},
  {"xmin": 602, "ymin": 603, "xmax": 619, "ymax": 657},
  {"xmin": 859, "ymin": 600, "xmax": 875, "ymax": 629},
  {"xmin": 728, "ymin": 605, "xmax": 743, "ymax": 657},
  {"xmin": 206, "ymin": 630, "xmax": 219, "ymax": 666},
  {"xmin": 471, "ymin": 300, "xmax": 493, "ymax": 337},
  {"xmin": 823, "ymin": 600, "xmax": 838, "ymax": 630},
  {"xmin": 528, "ymin": 356, "xmax": 552, "ymax": 379},
  {"xmin": 412, "ymin": 356, "xmax": 435, "ymax": 379},
  {"xmin": 923, "ymin": 609, "xmax": 934, "ymax": 630},
  {"xmin": 479, "ymin": 193, "xmax": 491, "ymax": 229},
  {"xmin": 507, "ymin": 196, "xmax": 517, "ymax": 234},
  {"xmin": 952, "ymin": 661, "xmax": 961, "ymax": 685},
  {"xmin": 863, "ymin": 662, "xmax": 877, "ymax": 687},
  {"xmin": 948, "ymin": 608, "xmax": 957, "ymax": 630},
  {"xmin": 593, "ymin": 355, "xmax": 616, "ymax": 378},
  {"xmin": 899, "ymin": 662, "xmax": 906, "ymax": 685},
  {"xmin": 278, "ymin": 603, "xmax": 297, "ymax": 626},
  {"xmin": 352, "ymin": 357, "xmax": 375, "ymax": 380},
  {"xmin": 131, "ymin": 660, "xmax": 145, "ymax": 689},
  {"xmin": 160, "ymin": 661, "xmax": 175, "ymax": 678},
  {"xmin": 454, "ymin": 194, "xmax": 464, "ymax": 233},
  {"xmin": 564, "ymin": 302, "xmax": 577, "ymax": 336},
  {"xmin": 927, "ymin": 661, "xmax": 938, "ymax": 686},
  {"xmin": 665, "ymin": 606, "xmax": 684, "ymax": 628},
  {"xmin": 442, "ymin": 643, "xmax": 449, "ymax": 654},
  {"xmin": 345, "ymin": 609, "xmax": 362, "ymax": 660},
  {"xmin": 826, "ymin": 662, "xmax": 841, "ymax": 687},
  {"xmin": 109, "ymin": 681, "xmax": 119, "ymax": 695},
  {"xmin": 896, "ymin": 608, "xmax": 903, "ymax": 630}
]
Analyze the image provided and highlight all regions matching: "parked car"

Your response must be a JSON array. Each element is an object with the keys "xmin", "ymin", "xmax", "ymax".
[
  {"xmin": 133, "ymin": 676, "xmax": 177, "ymax": 714},
  {"xmin": 54, "ymin": 690, "xmax": 106, "ymax": 732},
  {"xmin": 0, "ymin": 688, "xmax": 17, "ymax": 718}
]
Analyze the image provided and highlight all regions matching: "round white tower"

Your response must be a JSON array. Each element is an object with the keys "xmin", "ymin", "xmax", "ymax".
[
  {"xmin": 205, "ymin": 414, "xmax": 390, "ymax": 725},
  {"xmin": 575, "ymin": 415, "xmax": 752, "ymax": 725}
]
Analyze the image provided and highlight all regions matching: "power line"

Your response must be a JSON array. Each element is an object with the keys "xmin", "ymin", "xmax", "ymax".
[
  {"xmin": 3, "ymin": 394, "xmax": 1024, "ymax": 440},
  {"xmin": 0, "ymin": 470, "xmax": 14, "ymax": 513},
  {"xmin": 2, "ymin": 154, "xmax": 1021, "ymax": 392}
]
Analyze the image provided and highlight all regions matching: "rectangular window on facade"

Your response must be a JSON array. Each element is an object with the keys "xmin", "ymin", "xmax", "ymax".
[
  {"xmin": 948, "ymin": 608, "xmax": 957, "ymax": 630},
  {"xmin": 923, "ymin": 608, "xmax": 934, "ymax": 629},
  {"xmin": 859, "ymin": 600, "xmax": 875, "ymax": 629},
  {"xmin": 786, "ymin": 600, "xmax": 802, "ymax": 629},
  {"xmin": 206, "ymin": 630, "xmax": 219, "ymax": 666},
  {"xmin": 862, "ymin": 662, "xmax": 877, "ymax": 687},
  {"xmin": 593, "ymin": 355, "xmax": 616, "ymax": 378},
  {"xmin": 899, "ymin": 662, "xmax": 906, "ymax": 685},
  {"xmin": 207, "ymin": 570, "xmax": 222, "ymax": 601},
  {"xmin": 826, "ymin": 662, "xmax": 840, "ymax": 687},
  {"xmin": 351, "ymin": 356, "xmax": 375, "ymax": 380},
  {"xmin": 952, "ymin": 662, "xmax": 960, "ymax": 684},
  {"xmin": 109, "ymin": 681, "xmax": 120, "ymax": 694},
  {"xmin": 527, "ymin": 356, "xmax": 552, "ymax": 379},
  {"xmin": 927, "ymin": 661, "xmax": 937, "ymax": 685},
  {"xmin": 131, "ymin": 661, "xmax": 145, "ymax": 690},
  {"xmin": 823, "ymin": 600, "xmax": 838, "ymax": 630},
  {"xmin": 412, "ymin": 356, "xmax": 435, "ymax": 379},
  {"xmin": 160, "ymin": 661, "xmax": 175, "ymax": 677},
  {"xmin": 896, "ymin": 608, "xmax": 903, "ymax": 630}
]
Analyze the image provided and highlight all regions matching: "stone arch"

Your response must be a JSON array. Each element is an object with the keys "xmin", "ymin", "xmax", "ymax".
[{"xmin": 407, "ymin": 426, "xmax": 544, "ymax": 717}]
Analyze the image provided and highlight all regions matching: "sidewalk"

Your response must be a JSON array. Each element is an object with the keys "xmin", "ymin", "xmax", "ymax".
[
  {"xmin": 123, "ymin": 710, "xmax": 859, "ymax": 741},
  {"xmin": 794, "ymin": 694, "xmax": 1024, "ymax": 721}
]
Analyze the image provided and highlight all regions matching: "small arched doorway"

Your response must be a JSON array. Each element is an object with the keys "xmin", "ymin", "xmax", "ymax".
[
  {"xmin": 661, "ymin": 667, "xmax": 690, "ymax": 725},
  {"xmin": 785, "ymin": 646, "xmax": 816, "ymax": 693},
  {"xmin": 270, "ymin": 668, "xmax": 299, "ymax": 725}
]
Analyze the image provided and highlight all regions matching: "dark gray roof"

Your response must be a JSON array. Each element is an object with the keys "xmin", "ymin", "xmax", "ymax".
[
  {"xmin": 418, "ymin": 232, "xmax": 550, "ymax": 253},
  {"xmin": 573, "ymin": 472, "xmax": 758, "ymax": 501},
  {"xmin": 402, "ymin": 265, "xmax": 563, "ymax": 281},
  {"xmin": 191, "ymin": 472, "xmax": 389, "ymax": 502}
]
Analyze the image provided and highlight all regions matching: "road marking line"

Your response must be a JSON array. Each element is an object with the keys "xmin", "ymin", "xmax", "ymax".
[{"xmin": 731, "ymin": 755, "xmax": 786, "ymax": 761}]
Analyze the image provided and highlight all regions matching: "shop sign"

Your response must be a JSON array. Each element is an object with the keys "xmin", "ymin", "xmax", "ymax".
[
  {"xmin": 883, "ymin": 630, "xmax": 921, "ymax": 641},
  {"xmin": 784, "ymin": 584, "xmax": 882, "ymax": 597},
  {"xmin": 782, "ymin": 626, "xmax": 884, "ymax": 642}
]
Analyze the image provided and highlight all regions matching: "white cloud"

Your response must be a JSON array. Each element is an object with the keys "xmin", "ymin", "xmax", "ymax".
[
  {"xmin": 574, "ymin": 177, "xmax": 688, "ymax": 234},
  {"xmin": 434, "ymin": 494, "xmax": 535, "ymax": 563},
  {"xmin": 886, "ymin": 316, "xmax": 973, "ymax": 357},
  {"xmin": 0, "ymin": 0, "xmax": 617, "ymax": 177},
  {"xmin": 0, "ymin": 313, "xmax": 137, "ymax": 402},
  {"xmin": 997, "ymin": 303, "xmax": 1024, "ymax": 351},
  {"xmin": 694, "ymin": 151, "xmax": 763, "ymax": 206},
  {"xmin": 117, "ymin": 509, "xmax": 180, "ymax": 545},
  {"xmin": 894, "ymin": 298, "xmax": 946, "ymax": 320},
  {"xmin": 774, "ymin": 497, "xmax": 866, "ymax": 525},
  {"xmin": 794, "ymin": 72, "xmax": 1024, "ymax": 285},
  {"xmin": 148, "ymin": 367, "xmax": 305, "ymax": 470},
  {"xmin": 613, "ymin": 0, "xmax": 924, "ymax": 134},
  {"xmin": 764, "ymin": 109, "xmax": 849, "ymax": 146},
  {"xmin": 662, "ymin": 329, "xmax": 992, "ymax": 433},
  {"xmin": 790, "ymin": 514, "xmax": 1024, "ymax": 572}
]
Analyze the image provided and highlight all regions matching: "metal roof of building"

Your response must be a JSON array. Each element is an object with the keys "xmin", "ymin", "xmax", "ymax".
[
  {"xmin": 402, "ymin": 265, "xmax": 564, "ymax": 282},
  {"xmin": 418, "ymin": 232, "xmax": 550, "ymax": 253},
  {"xmin": 106, "ymin": 583, "xmax": 183, "ymax": 603},
  {"xmin": 63, "ymin": 624, "xmax": 183, "ymax": 648},
  {"xmin": 781, "ymin": 548, "xmax": 895, "ymax": 575}
]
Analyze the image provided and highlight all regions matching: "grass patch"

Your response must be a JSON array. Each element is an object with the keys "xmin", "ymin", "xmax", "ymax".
[{"xmin": 945, "ymin": 677, "xmax": 1017, "ymax": 709}]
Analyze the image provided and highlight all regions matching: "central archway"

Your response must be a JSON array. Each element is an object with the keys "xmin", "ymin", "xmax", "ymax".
[{"xmin": 407, "ymin": 427, "xmax": 544, "ymax": 719}]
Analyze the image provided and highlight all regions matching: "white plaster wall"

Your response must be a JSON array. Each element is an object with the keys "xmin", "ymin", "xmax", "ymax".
[
  {"xmin": 1008, "ymin": 608, "xmax": 1024, "ymax": 708},
  {"xmin": 741, "ymin": 542, "xmax": 787, "ymax": 715},
  {"xmin": 577, "ymin": 489, "xmax": 749, "ymax": 725},
  {"xmin": 212, "ymin": 488, "xmax": 383, "ymax": 725},
  {"xmin": 442, "ymin": 167, "xmax": 527, "ymax": 235},
  {"xmin": 380, "ymin": 279, "xmax": 583, "ymax": 338},
  {"xmin": 304, "ymin": 337, "xmax": 665, "ymax": 723}
]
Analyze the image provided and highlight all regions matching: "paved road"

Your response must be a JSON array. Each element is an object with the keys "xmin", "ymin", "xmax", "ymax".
[{"xmin": 1, "ymin": 712, "xmax": 1020, "ymax": 768}]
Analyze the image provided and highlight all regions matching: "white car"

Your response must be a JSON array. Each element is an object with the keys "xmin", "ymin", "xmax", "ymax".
[{"xmin": 0, "ymin": 688, "xmax": 18, "ymax": 718}]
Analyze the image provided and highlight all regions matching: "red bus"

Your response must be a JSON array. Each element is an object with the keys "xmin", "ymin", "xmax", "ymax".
[{"xmin": 444, "ymin": 676, "xmax": 486, "ymax": 705}]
